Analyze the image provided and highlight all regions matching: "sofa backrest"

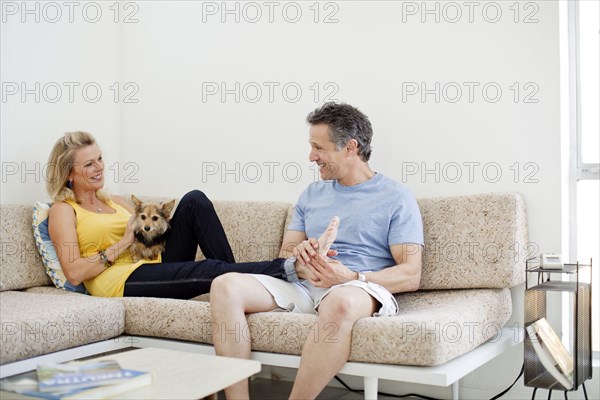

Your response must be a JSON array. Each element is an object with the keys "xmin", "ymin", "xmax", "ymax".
[
  {"xmin": 235, "ymin": 192, "xmax": 527, "ymax": 290},
  {"xmin": 0, "ymin": 192, "xmax": 527, "ymax": 292},
  {"xmin": 0, "ymin": 205, "xmax": 52, "ymax": 291},
  {"xmin": 417, "ymin": 192, "xmax": 527, "ymax": 290},
  {"xmin": 197, "ymin": 201, "xmax": 292, "ymax": 262}
]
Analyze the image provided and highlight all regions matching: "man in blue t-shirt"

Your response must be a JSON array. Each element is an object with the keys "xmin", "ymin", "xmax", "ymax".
[{"xmin": 211, "ymin": 102, "xmax": 424, "ymax": 400}]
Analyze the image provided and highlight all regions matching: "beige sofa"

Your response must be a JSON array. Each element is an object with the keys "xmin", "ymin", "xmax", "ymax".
[{"xmin": 0, "ymin": 192, "xmax": 527, "ymax": 399}]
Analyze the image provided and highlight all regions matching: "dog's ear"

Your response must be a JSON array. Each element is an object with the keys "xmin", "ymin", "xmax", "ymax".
[
  {"xmin": 131, "ymin": 195, "xmax": 143, "ymax": 210},
  {"xmin": 161, "ymin": 199, "xmax": 176, "ymax": 218}
]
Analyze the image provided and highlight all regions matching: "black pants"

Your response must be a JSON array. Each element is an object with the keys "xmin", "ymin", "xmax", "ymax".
[{"xmin": 123, "ymin": 190, "xmax": 286, "ymax": 299}]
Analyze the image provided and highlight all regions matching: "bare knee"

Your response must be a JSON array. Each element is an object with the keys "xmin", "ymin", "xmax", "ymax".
[
  {"xmin": 318, "ymin": 291, "xmax": 375, "ymax": 325},
  {"xmin": 320, "ymin": 295, "xmax": 354, "ymax": 321},
  {"xmin": 210, "ymin": 273, "xmax": 244, "ymax": 306},
  {"xmin": 211, "ymin": 273, "xmax": 276, "ymax": 314}
]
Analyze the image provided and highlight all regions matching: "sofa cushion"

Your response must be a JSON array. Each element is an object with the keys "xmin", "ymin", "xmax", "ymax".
[
  {"xmin": 1, "ymin": 205, "xmax": 51, "ymax": 291},
  {"xmin": 248, "ymin": 288, "xmax": 512, "ymax": 366},
  {"xmin": 418, "ymin": 192, "xmax": 527, "ymax": 290},
  {"xmin": 197, "ymin": 201, "xmax": 291, "ymax": 262},
  {"xmin": 351, "ymin": 288, "xmax": 512, "ymax": 365},
  {"xmin": 120, "ymin": 288, "xmax": 511, "ymax": 366},
  {"xmin": 120, "ymin": 297, "xmax": 213, "ymax": 343},
  {"xmin": 0, "ymin": 290, "xmax": 125, "ymax": 364},
  {"xmin": 32, "ymin": 202, "xmax": 87, "ymax": 293},
  {"xmin": 24, "ymin": 286, "xmax": 82, "ymax": 296}
]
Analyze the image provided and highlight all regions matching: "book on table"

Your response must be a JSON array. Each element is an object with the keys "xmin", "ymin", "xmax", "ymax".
[
  {"xmin": 0, "ymin": 359, "xmax": 151, "ymax": 399},
  {"xmin": 526, "ymin": 317, "xmax": 574, "ymax": 390}
]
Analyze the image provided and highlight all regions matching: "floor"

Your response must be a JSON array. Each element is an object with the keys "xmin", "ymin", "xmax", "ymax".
[{"xmin": 217, "ymin": 377, "xmax": 401, "ymax": 400}]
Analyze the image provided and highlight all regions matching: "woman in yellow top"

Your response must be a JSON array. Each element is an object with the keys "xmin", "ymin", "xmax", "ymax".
[{"xmin": 46, "ymin": 131, "xmax": 291, "ymax": 298}]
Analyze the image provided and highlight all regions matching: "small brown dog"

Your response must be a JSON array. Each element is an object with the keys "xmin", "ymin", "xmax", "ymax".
[{"xmin": 129, "ymin": 195, "xmax": 176, "ymax": 261}]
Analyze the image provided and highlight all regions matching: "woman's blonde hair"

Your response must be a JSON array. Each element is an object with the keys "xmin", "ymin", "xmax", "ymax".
[{"xmin": 46, "ymin": 131, "xmax": 109, "ymax": 203}]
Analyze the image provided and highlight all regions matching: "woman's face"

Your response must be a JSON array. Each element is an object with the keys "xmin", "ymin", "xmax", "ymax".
[{"xmin": 68, "ymin": 144, "xmax": 105, "ymax": 193}]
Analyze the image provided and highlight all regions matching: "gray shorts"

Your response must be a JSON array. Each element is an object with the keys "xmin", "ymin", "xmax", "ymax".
[{"xmin": 248, "ymin": 274, "xmax": 399, "ymax": 317}]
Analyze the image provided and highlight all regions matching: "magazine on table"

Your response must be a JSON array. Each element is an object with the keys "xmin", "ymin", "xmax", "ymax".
[{"xmin": 0, "ymin": 359, "xmax": 151, "ymax": 399}]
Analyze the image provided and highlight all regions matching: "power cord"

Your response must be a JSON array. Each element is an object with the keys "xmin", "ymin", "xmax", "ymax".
[
  {"xmin": 334, "ymin": 363, "xmax": 525, "ymax": 400},
  {"xmin": 333, "ymin": 376, "xmax": 439, "ymax": 400},
  {"xmin": 490, "ymin": 363, "xmax": 524, "ymax": 400}
]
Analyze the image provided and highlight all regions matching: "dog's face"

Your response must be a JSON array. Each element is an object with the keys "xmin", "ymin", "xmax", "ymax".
[{"xmin": 131, "ymin": 195, "xmax": 176, "ymax": 238}]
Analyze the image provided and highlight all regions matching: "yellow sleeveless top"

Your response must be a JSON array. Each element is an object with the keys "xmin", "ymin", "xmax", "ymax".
[{"xmin": 66, "ymin": 199, "xmax": 161, "ymax": 297}]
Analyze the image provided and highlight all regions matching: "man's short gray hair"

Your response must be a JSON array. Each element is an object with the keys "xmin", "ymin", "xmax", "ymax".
[{"xmin": 306, "ymin": 102, "xmax": 373, "ymax": 162}]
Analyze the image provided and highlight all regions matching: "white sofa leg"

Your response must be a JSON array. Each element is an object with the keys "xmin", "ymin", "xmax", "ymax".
[
  {"xmin": 451, "ymin": 381, "xmax": 459, "ymax": 400},
  {"xmin": 363, "ymin": 376, "xmax": 378, "ymax": 400}
]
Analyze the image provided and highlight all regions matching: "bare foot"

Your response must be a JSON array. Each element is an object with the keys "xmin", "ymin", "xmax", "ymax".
[{"xmin": 318, "ymin": 216, "xmax": 339, "ymax": 257}]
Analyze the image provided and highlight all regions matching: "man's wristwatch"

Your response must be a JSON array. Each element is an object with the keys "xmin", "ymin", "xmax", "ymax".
[{"xmin": 357, "ymin": 271, "xmax": 367, "ymax": 283}]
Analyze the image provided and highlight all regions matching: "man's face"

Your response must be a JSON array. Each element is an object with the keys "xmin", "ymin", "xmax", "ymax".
[{"xmin": 308, "ymin": 123, "xmax": 344, "ymax": 180}]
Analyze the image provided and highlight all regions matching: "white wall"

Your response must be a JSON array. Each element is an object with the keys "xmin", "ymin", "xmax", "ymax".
[
  {"xmin": 1, "ymin": 1, "xmax": 562, "ymax": 257},
  {"xmin": 1, "ymin": 1, "xmax": 121, "ymax": 203},
  {"xmin": 117, "ymin": 0, "xmax": 561, "ymax": 255},
  {"xmin": 3, "ymin": 1, "xmax": 595, "ymax": 398}
]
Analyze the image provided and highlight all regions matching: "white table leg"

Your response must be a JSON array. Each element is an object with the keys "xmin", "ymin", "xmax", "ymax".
[
  {"xmin": 363, "ymin": 376, "xmax": 378, "ymax": 400},
  {"xmin": 451, "ymin": 381, "xmax": 459, "ymax": 400}
]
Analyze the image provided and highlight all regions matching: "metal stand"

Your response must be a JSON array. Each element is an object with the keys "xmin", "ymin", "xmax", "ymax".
[
  {"xmin": 524, "ymin": 259, "xmax": 593, "ymax": 398},
  {"xmin": 530, "ymin": 383, "xmax": 589, "ymax": 400}
]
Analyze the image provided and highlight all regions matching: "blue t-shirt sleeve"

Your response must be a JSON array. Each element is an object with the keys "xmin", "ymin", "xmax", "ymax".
[
  {"xmin": 388, "ymin": 191, "xmax": 424, "ymax": 246},
  {"xmin": 288, "ymin": 188, "xmax": 307, "ymax": 232}
]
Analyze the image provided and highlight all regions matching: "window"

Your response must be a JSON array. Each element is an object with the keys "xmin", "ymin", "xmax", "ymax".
[{"xmin": 562, "ymin": 0, "xmax": 599, "ymax": 352}]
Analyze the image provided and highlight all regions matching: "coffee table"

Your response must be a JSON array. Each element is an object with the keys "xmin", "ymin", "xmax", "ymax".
[
  {"xmin": 1, "ymin": 347, "xmax": 260, "ymax": 400},
  {"xmin": 102, "ymin": 347, "xmax": 261, "ymax": 399}
]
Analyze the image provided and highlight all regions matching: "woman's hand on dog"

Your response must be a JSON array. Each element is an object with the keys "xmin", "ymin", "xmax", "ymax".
[{"xmin": 122, "ymin": 216, "xmax": 136, "ymax": 248}]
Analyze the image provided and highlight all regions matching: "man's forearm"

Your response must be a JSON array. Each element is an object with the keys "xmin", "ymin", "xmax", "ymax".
[{"xmin": 362, "ymin": 263, "xmax": 421, "ymax": 294}]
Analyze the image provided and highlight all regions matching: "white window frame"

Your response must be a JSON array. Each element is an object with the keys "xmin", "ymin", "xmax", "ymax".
[{"xmin": 564, "ymin": 0, "xmax": 599, "ymax": 358}]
